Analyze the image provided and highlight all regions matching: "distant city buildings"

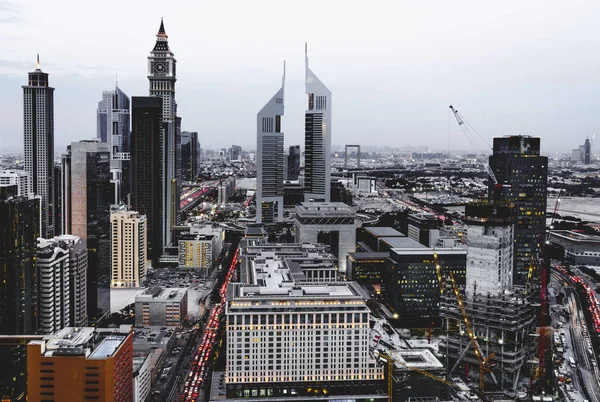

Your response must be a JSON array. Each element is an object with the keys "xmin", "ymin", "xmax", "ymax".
[
  {"xmin": 97, "ymin": 86, "xmax": 131, "ymax": 205},
  {"xmin": 135, "ymin": 287, "xmax": 188, "ymax": 327},
  {"xmin": 181, "ymin": 131, "xmax": 200, "ymax": 181},
  {"xmin": 111, "ymin": 210, "xmax": 147, "ymax": 288},
  {"xmin": 488, "ymin": 135, "xmax": 548, "ymax": 286},
  {"xmin": 0, "ymin": 169, "xmax": 30, "ymax": 196},
  {"xmin": 230, "ymin": 145, "xmax": 242, "ymax": 161},
  {"xmin": 23, "ymin": 56, "xmax": 55, "ymax": 238},
  {"xmin": 304, "ymin": 46, "xmax": 331, "ymax": 202},
  {"xmin": 256, "ymin": 67, "xmax": 285, "ymax": 223}
]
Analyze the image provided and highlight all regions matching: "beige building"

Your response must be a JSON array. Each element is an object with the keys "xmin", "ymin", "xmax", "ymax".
[
  {"xmin": 111, "ymin": 210, "xmax": 147, "ymax": 288},
  {"xmin": 177, "ymin": 224, "xmax": 224, "ymax": 274}
]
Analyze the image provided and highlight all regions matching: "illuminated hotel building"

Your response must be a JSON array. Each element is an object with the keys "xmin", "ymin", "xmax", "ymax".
[
  {"xmin": 225, "ymin": 248, "xmax": 384, "ymax": 399},
  {"xmin": 27, "ymin": 327, "xmax": 133, "ymax": 402},
  {"xmin": 110, "ymin": 210, "xmax": 147, "ymax": 288}
]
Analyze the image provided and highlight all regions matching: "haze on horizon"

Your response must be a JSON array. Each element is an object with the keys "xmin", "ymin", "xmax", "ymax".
[{"xmin": 1, "ymin": 0, "xmax": 599, "ymax": 155}]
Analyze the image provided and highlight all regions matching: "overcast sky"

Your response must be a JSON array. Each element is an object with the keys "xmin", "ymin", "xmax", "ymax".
[{"xmin": 1, "ymin": 0, "xmax": 599, "ymax": 155}]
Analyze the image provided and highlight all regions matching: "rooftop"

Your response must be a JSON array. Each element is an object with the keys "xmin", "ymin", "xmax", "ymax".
[
  {"xmin": 295, "ymin": 202, "xmax": 355, "ymax": 216},
  {"xmin": 380, "ymin": 236, "xmax": 425, "ymax": 249},
  {"xmin": 550, "ymin": 230, "xmax": 600, "ymax": 243},
  {"xmin": 136, "ymin": 286, "xmax": 187, "ymax": 303},
  {"xmin": 364, "ymin": 227, "xmax": 405, "ymax": 238}
]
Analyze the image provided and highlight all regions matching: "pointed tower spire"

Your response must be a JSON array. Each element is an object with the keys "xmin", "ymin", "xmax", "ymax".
[
  {"xmin": 282, "ymin": 60, "xmax": 286, "ymax": 87},
  {"xmin": 158, "ymin": 18, "xmax": 166, "ymax": 35},
  {"xmin": 36, "ymin": 54, "xmax": 40, "ymax": 70},
  {"xmin": 305, "ymin": 42, "xmax": 309, "ymax": 68}
]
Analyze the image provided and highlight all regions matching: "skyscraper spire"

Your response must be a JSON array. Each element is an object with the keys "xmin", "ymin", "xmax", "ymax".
[
  {"xmin": 305, "ymin": 42, "xmax": 308, "ymax": 67},
  {"xmin": 282, "ymin": 60, "xmax": 286, "ymax": 87},
  {"xmin": 36, "ymin": 54, "xmax": 40, "ymax": 70}
]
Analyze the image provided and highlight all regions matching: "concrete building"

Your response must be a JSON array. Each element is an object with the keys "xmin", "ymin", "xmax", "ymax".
[
  {"xmin": 133, "ymin": 352, "xmax": 152, "ymax": 402},
  {"xmin": 23, "ymin": 56, "xmax": 55, "ymax": 238},
  {"xmin": 62, "ymin": 140, "xmax": 112, "ymax": 321},
  {"xmin": 549, "ymin": 230, "xmax": 600, "ymax": 265},
  {"xmin": 181, "ymin": 131, "xmax": 200, "ymax": 182},
  {"xmin": 55, "ymin": 234, "xmax": 88, "ymax": 327},
  {"xmin": 0, "ymin": 169, "xmax": 30, "ymax": 197},
  {"xmin": 0, "ymin": 185, "xmax": 40, "ymax": 400},
  {"xmin": 27, "ymin": 326, "xmax": 133, "ymax": 402},
  {"xmin": 489, "ymin": 135, "xmax": 548, "ymax": 286},
  {"xmin": 358, "ymin": 226, "xmax": 405, "ymax": 252},
  {"xmin": 224, "ymin": 247, "xmax": 384, "ymax": 399},
  {"xmin": 97, "ymin": 86, "xmax": 131, "ymax": 205},
  {"xmin": 135, "ymin": 287, "xmax": 188, "ymax": 327},
  {"xmin": 36, "ymin": 238, "xmax": 71, "ymax": 334},
  {"xmin": 464, "ymin": 201, "xmax": 516, "ymax": 298},
  {"xmin": 111, "ymin": 210, "xmax": 147, "ymax": 288},
  {"xmin": 256, "ymin": 67, "xmax": 285, "ymax": 223},
  {"xmin": 407, "ymin": 212, "xmax": 440, "ymax": 248},
  {"xmin": 286, "ymin": 145, "xmax": 301, "ymax": 181},
  {"xmin": 304, "ymin": 45, "xmax": 332, "ymax": 202},
  {"xmin": 294, "ymin": 202, "xmax": 356, "ymax": 274},
  {"xmin": 178, "ymin": 224, "xmax": 224, "ymax": 272}
]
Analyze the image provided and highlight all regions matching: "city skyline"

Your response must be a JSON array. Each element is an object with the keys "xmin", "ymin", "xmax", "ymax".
[{"xmin": 1, "ymin": 0, "xmax": 600, "ymax": 154}]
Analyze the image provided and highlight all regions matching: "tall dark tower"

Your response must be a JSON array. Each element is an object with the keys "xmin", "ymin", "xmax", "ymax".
[
  {"xmin": 488, "ymin": 135, "xmax": 548, "ymax": 286},
  {"xmin": 131, "ymin": 96, "xmax": 164, "ymax": 267},
  {"xmin": 0, "ymin": 184, "xmax": 40, "ymax": 400},
  {"xmin": 23, "ymin": 55, "xmax": 55, "ymax": 238},
  {"xmin": 584, "ymin": 138, "xmax": 591, "ymax": 165},
  {"xmin": 147, "ymin": 19, "xmax": 180, "ymax": 248}
]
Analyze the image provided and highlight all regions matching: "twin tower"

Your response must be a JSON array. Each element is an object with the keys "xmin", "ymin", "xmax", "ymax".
[{"xmin": 256, "ymin": 46, "xmax": 332, "ymax": 223}]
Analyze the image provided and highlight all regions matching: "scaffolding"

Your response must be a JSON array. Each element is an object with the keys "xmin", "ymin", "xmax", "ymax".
[{"xmin": 440, "ymin": 283, "xmax": 537, "ymax": 392}]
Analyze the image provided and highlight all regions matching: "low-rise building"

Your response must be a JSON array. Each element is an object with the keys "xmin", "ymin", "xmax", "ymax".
[
  {"xmin": 134, "ymin": 287, "xmax": 188, "ymax": 327},
  {"xmin": 549, "ymin": 230, "xmax": 600, "ymax": 265},
  {"xmin": 346, "ymin": 252, "xmax": 390, "ymax": 284},
  {"xmin": 178, "ymin": 224, "xmax": 224, "ymax": 272}
]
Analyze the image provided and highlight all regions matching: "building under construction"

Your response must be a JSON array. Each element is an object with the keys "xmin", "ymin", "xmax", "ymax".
[{"xmin": 439, "ymin": 201, "xmax": 537, "ymax": 392}]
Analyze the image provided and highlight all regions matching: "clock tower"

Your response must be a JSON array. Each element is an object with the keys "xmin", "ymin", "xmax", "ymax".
[{"xmin": 147, "ymin": 18, "xmax": 180, "ymax": 253}]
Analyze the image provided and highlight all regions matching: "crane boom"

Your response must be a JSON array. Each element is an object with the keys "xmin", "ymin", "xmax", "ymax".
[{"xmin": 449, "ymin": 105, "xmax": 498, "ymax": 185}]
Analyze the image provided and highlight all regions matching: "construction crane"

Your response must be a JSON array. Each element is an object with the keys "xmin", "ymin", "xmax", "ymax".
[
  {"xmin": 449, "ymin": 105, "xmax": 498, "ymax": 185},
  {"xmin": 377, "ymin": 350, "xmax": 460, "ymax": 402},
  {"xmin": 449, "ymin": 271, "xmax": 496, "ymax": 397},
  {"xmin": 434, "ymin": 251, "xmax": 444, "ymax": 294}
]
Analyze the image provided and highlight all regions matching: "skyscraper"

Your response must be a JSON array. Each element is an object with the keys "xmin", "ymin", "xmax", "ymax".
[
  {"xmin": 131, "ymin": 96, "xmax": 163, "ymax": 267},
  {"xmin": 0, "ymin": 184, "xmax": 40, "ymax": 399},
  {"xmin": 0, "ymin": 169, "xmax": 30, "ymax": 196},
  {"xmin": 54, "ymin": 234, "xmax": 88, "ymax": 327},
  {"xmin": 62, "ymin": 140, "xmax": 112, "ymax": 322},
  {"xmin": 180, "ymin": 131, "xmax": 200, "ymax": 182},
  {"xmin": 23, "ymin": 55, "xmax": 55, "ymax": 238},
  {"xmin": 36, "ymin": 238, "xmax": 71, "ymax": 334},
  {"xmin": 256, "ymin": 66, "xmax": 285, "ymax": 223},
  {"xmin": 584, "ymin": 138, "xmax": 591, "ymax": 164},
  {"xmin": 97, "ymin": 86, "xmax": 131, "ymax": 205},
  {"xmin": 111, "ymin": 210, "xmax": 147, "ymax": 288},
  {"xmin": 304, "ymin": 45, "xmax": 331, "ymax": 202},
  {"xmin": 287, "ymin": 145, "xmax": 301, "ymax": 181},
  {"xmin": 488, "ymin": 135, "xmax": 548, "ymax": 286},
  {"xmin": 147, "ymin": 18, "xmax": 180, "ymax": 248}
]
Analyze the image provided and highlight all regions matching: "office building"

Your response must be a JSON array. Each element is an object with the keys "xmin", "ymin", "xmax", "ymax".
[
  {"xmin": 224, "ymin": 248, "xmax": 384, "ymax": 400},
  {"xmin": 181, "ymin": 131, "xmax": 200, "ymax": 181},
  {"xmin": 287, "ymin": 145, "xmax": 301, "ymax": 181},
  {"xmin": 230, "ymin": 144, "xmax": 242, "ymax": 161},
  {"xmin": 148, "ymin": 18, "xmax": 180, "ymax": 249},
  {"xmin": 134, "ymin": 287, "xmax": 188, "ymax": 327},
  {"xmin": 62, "ymin": 140, "xmax": 112, "ymax": 322},
  {"xmin": 97, "ymin": 86, "xmax": 131, "ymax": 205},
  {"xmin": 584, "ymin": 138, "xmax": 591, "ymax": 164},
  {"xmin": 256, "ymin": 66, "xmax": 285, "ymax": 223},
  {"xmin": 178, "ymin": 224, "xmax": 224, "ymax": 272},
  {"xmin": 0, "ymin": 169, "xmax": 30, "ymax": 196},
  {"xmin": 549, "ymin": 230, "xmax": 600, "ymax": 265},
  {"xmin": 131, "ymin": 96, "xmax": 163, "ymax": 267},
  {"xmin": 304, "ymin": 45, "xmax": 332, "ymax": 202},
  {"xmin": 27, "ymin": 327, "xmax": 133, "ymax": 402},
  {"xmin": 346, "ymin": 252, "xmax": 390, "ymax": 284},
  {"xmin": 294, "ymin": 202, "xmax": 355, "ymax": 274},
  {"xmin": 385, "ymin": 245, "xmax": 467, "ymax": 326},
  {"xmin": 111, "ymin": 210, "xmax": 147, "ymax": 288},
  {"xmin": 464, "ymin": 201, "xmax": 515, "ymax": 298},
  {"xmin": 53, "ymin": 163, "xmax": 63, "ymax": 235},
  {"xmin": 488, "ymin": 135, "xmax": 548, "ymax": 286},
  {"xmin": 358, "ymin": 226, "xmax": 406, "ymax": 252},
  {"xmin": 36, "ymin": 238, "xmax": 71, "ymax": 334},
  {"xmin": 0, "ymin": 185, "xmax": 40, "ymax": 400},
  {"xmin": 407, "ymin": 212, "xmax": 440, "ymax": 247},
  {"xmin": 55, "ymin": 234, "xmax": 88, "ymax": 327},
  {"xmin": 23, "ymin": 55, "xmax": 55, "ymax": 238},
  {"xmin": 133, "ymin": 353, "xmax": 152, "ymax": 402}
]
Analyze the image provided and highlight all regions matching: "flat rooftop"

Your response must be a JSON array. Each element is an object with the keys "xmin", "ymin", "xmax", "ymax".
[
  {"xmin": 364, "ymin": 227, "xmax": 405, "ymax": 238},
  {"xmin": 89, "ymin": 335, "xmax": 127, "ymax": 359},
  {"xmin": 135, "ymin": 287, "xmax": 187, "ymax": 303},
  {"xmin": 380, "ymin": 236, "xmax": 425, "ymax": 249},
  {"xmin": 393, "ymin": 349, "xmax": 444, "ymax": 371},
  {"xmin": 295, "ymin": 202, "xmax": 355, "ymax": 216},
  {"xmin": 551, "ymin": 230, "xmax": 600, "ymax": 243}
]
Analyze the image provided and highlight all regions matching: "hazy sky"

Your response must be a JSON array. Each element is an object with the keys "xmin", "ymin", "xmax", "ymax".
[{"xmin": 1, "ymin": 0, "xmax": 599, "ymax": 155}]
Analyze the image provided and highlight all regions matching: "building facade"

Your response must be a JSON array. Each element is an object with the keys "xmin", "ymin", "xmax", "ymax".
[
  {"xmin": 178, "ymin": 225, "xmax": 223, "ymax": 272},
  {"xmin": 134, "ymin": 287, "xmax": 188, "ymax": 327},
  {"xmin": 0, "ymin": 170, "xmax": 30, "ymax": 197},
  {"xmin": 407, "ymin": 212, "xmax": 440, "ymax": 248},
  {"xmin": 55, "ymin": 234, "xmax": 88, "ymax": 327},
  {"xmin": 549, "ymin": 230, "xmax": 600, "ymax": 265},
  {"xmin": 23, "ymin": 56, "xmax": 55, "ymax": 238},
  {"xmin": 488, "ymin": 135, "xmax": 548, "ymax": 286},
  {"xmin": 287, "ymin": 145, "xmax": 301, "ymax": 181},
  {"xmin": 131, "ymin": 96, "xmax": 163, "ymax": 267},
  {"xmin": 294, "ymin": 202, "xmax": 356, "ymax": 274},
  {"xmin": 147, "ymin": 19, "xmax": 180, "ymax": 250},
  {"xmin": 97, "ymin": 86, "xmax": 131, "ymax": 205},
  {"xmin": 256, "ymin": 68, "xmax": 285, "ymax": 223},
  {"xmin": 304, "ymin": 46, "xmax": 331, "ymax": 202},
  {"xmin": 36, "ymin": 238, "xmax": 71, "ymax": 334},
  {"xmin": 27, "ymin": 327, "xmax": 133, "ymax": 402},
  {"xmin": 62, "ymin": 140, "xmax": 112, "ymax": 322},
  {"xmin": 111, "ymin": 210, "xmax": 147, "ymax": 288},
  {"xmin": 181, "ymin": 131, "xmax": 200, "ymax": 182}
]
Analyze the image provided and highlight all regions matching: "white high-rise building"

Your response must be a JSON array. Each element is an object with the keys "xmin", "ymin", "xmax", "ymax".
[
  {"xmin": 97, "ymin": 86, "xmax": 131, "ymax": 205},
  {"xmin": 37, "ymin": 238, "xmax": 71, "ymax": 334},
  {"xmin": 23, "ymin": 56, "xmax": 55, "ymax": 238},
  {"xmin": 304, "ymin": 44, "xmax": 331, "ymax": 202},
  {"xmin": 464, "ymin": 201, "xmax": 515, "ymax": 298},
  {"xmin": 55, "ymin": 234, "xmax": 88, "ymax": 327},
  {"xmin": 111, "ymin": 210, "xmax": 147, "ymax": 288},
  {"xmin": 0, "ymin": 170, "xmax": 31, "ymax": 197},
  {"xmin": 256, "ymin": 65, "xmax": 285, "ymax": 223}
]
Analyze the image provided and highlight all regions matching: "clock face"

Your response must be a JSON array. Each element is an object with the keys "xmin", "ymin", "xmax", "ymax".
[{"xmin": 153, "ymin": 61, "xmax": 166, "ymax": 73}]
